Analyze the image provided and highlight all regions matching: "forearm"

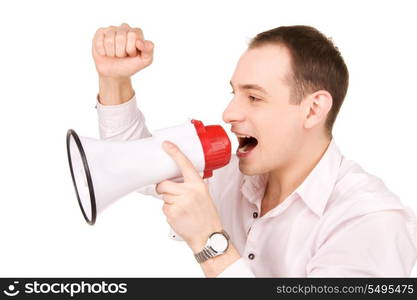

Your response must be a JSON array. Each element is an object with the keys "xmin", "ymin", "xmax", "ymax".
[
  {"xmin": 96, "ymin": 76, "xmax": 152, "ymax": 141},
  {"xmin": 98, "ymin": 76, "xmax": 134, "ymax": 105}
]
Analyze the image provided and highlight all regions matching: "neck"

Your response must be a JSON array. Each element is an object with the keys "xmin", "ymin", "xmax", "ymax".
[{"xmin": 261, "ymin": 133, "xmax": 331, "ymax": 215}]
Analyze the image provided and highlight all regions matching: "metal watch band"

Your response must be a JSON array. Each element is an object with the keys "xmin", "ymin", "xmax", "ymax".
[
  {"xmin": 194, "ymin": 230, "xmax": 230, "ymax": 264},
  {"xmin": 195, "ymin": 247, "xmax": 216, "ymax": 263}
]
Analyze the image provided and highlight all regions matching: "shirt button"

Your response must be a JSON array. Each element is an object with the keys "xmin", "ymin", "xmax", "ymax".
[
  {"xmin": 248, "ymin": 253, "xmax": 255, "ymax": 260},
  {"xmin": 253, "ymin": 212, "xmax": 258, "ymax": 218}
]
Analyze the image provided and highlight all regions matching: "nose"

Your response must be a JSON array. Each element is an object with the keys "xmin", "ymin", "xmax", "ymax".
[{"xmin": 222, "ymin": 98, "xmax": 245, "ymax": 124}]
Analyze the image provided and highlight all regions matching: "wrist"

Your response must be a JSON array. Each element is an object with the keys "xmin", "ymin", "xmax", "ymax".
[
  {"xmin": 189, "ymin": 237, "xmax": 208, "ymax": 254},
  {"xmin": 193, "ymin": 230, "xmax": 231, "ymax": 265},
  {"xmin": 98, "ymin": 76, "xmax": 133, "ymax": 105},
  {"xmin": 200, "ymin": 244, "xmax": 240, "ymax": 277},
  {"xmin": 188, "ymin": 225, "xmax": 224, "ymax": 253}
]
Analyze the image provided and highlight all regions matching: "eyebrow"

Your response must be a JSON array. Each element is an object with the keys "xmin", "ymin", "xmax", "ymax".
[{"xmin": 229, "ymin": 81, "xmax": 270, "ymax": 96}]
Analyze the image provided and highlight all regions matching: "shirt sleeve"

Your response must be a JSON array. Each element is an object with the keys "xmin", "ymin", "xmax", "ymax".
[
  {"xmin": 217, "ymin": 258, "xmax": 256, "ymax": 277},
  {"xmin": 306, "ymin": 210, "xmax": 417, "ymax": 277},
  {"xmin": 95, "ymin": 93, "xmax": 160, "ymax": 198},
  {"xmin": 96, "ymin": 93, "xmax": 151, "ymax": 141}
]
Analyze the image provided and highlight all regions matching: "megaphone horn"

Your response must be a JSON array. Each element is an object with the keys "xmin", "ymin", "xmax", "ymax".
[{"xmin": 66, "ymin": 119, "xmax": 231, "ymax": 225}]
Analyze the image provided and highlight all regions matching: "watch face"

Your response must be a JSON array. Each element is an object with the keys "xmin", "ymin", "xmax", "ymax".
[{"xmin": 209, "ymin": 233, "xmax": 229, "ymax": 253}]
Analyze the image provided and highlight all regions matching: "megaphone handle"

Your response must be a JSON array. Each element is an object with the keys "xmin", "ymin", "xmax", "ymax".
[{"xmin": 169, "ymin": 227, "xmax": 184, "ymax": 241}]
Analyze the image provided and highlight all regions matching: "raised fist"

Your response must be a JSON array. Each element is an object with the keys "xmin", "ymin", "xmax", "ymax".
[{"xmin": 92, "ymin": 23, "xmax": 154, "ymax": 78}]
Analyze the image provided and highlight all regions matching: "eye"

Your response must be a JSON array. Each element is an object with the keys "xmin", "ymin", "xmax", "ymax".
[{"xmin": 249, "ymin": 95, "xmax": 261, "ymax": 102}]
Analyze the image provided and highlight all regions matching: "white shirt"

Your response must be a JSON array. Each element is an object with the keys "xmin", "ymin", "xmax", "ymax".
[{"xmin": 97, "ymin": 96, "xmax": 417, "ymax": 277}]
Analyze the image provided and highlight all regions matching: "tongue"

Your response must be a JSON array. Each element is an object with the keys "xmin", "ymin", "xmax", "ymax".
[{"xmin": 238, "ymin": 142, "xmax": 256, "ymax": 153}]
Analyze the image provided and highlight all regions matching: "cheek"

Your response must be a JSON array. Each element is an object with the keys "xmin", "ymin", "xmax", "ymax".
[
  {"xmin": 258, "ymin": 108, "xmax": 300, "ymax": 139},
  {"xmin": 256, "ymin": 108, "xmax": 302, "ymax": 154}
]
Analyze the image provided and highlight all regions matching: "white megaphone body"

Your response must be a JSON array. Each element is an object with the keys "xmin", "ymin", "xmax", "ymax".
[{"xmin": 66, "ymin": 119, "xmax": 231, "ymax": 227}]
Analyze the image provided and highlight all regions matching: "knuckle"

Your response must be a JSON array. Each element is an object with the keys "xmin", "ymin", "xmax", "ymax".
[
  {"xmin": 132, "ymin": 28, "xmax": 143, "ymax": 37},
  {"xmin": 95, "ymin": 28, "xmax": 104, "ymax": 35},
  {"xmin": 104, "ymin": 26, "xmax": 116, "ymax": 33},
  {"xmin": 115, "ymin": 32, "xmax": 126, "ymax": 41},
  {"xmin": 127, "ymin": 31, "xmax": 136, "ymax": 39}
]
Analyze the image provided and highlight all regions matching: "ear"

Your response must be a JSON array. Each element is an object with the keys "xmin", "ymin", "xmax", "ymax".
[{"xmin": 302, "ymin": 90, "xmax": 333, "ymax": 130}]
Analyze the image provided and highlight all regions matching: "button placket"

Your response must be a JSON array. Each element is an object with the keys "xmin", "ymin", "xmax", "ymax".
[
  {"xmin": 245, "ymin": 210, "xmax": 260, "ymax": 261},
  {"xmin": 247, "ymin": 206, "xmax": 262, "ymax": 236}
]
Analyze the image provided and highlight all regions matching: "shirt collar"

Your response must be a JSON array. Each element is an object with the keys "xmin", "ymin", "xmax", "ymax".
[
  {"xmin": 241, "ymin": 171, "xmax": 268, "ymax": 211},
  {"xmin": 240, "ymin": 139, "xmax": 343, "ymax": 217},
  {"xmin": 296, "ymin": 139, "xmax": 342, "ymax": 216}
]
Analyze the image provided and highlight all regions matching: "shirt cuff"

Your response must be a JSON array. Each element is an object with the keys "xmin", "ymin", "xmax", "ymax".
[
  {"xmin": 217, "ymin": 258, "xmax": 256, "ymax": 277},
  {"xmin": 95, "ymin": 93, "xmax": 142, "ymax": 131}
]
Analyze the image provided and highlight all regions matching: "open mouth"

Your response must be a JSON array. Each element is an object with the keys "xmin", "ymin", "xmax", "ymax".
[{"xmin": 237, "ymin": 134, "xmax": 258, "ymax": 155}]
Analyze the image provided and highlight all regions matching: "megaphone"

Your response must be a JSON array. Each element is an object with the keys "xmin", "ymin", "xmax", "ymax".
[{"xmin": 66, "ymin": 119, "xmax": 231, "ymax": 225}]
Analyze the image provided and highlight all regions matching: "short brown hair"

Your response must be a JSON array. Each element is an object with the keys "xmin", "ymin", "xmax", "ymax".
[{"xmin": 249, "ymin": 25, "xmax": 349, "ymax": 135}]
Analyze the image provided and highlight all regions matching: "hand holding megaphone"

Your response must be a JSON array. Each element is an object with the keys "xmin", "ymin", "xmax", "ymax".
[{"xmin": 156, "ymin": 140, "xmax": 226, "ymax": 250}]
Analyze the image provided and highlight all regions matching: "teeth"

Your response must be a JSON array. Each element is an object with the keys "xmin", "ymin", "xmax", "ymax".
[{"xmin": 236, "ymin": 134, "xmax": 252, "ymax": 138}]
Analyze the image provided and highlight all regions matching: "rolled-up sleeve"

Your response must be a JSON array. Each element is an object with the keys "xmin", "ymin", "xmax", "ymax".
[
  {"xmin": 96, "ymin": 93, "xmax": 151, "ymax": 141},
  {"xmin": 217, "ymin": 258, "xmax": 256, "ymax": 277}
]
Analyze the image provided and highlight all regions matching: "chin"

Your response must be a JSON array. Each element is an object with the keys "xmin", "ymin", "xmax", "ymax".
[{"xmin": 238, "ymin": 160, "xmax": 263, "ymax": 176}]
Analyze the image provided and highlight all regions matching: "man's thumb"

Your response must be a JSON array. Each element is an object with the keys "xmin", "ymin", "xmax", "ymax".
[
  {"xmin": 143, "ymin": 40, "xmax": 154, "ymax": 59},
  {"xmin": 136, "ymin": 39, "xmax": 154, "ymax": 54}
]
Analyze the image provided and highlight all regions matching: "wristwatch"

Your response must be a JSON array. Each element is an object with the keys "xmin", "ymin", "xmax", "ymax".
[{"xmin": 194, "ymin": 230, "xmax": 230, "ymax": 263}]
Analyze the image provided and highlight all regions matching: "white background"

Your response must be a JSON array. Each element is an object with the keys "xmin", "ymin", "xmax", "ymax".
[{"xmin": 0, "ymin": 0, "xmax": 416, "ymax": 277}]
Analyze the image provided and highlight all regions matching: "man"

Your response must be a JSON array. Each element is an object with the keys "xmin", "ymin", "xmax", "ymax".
[{"xmin": 92, "ymin": 23, "xmax": 417, "ymax": 277}]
